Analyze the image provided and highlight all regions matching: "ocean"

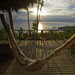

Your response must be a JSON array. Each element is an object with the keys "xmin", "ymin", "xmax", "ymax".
[{"xmin": 0, "ymin": 22, "xmax": 75, "ymax": 30}]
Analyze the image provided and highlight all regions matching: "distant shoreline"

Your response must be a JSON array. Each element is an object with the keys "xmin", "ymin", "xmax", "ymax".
[{"xmin": 0, "ymin": 22, "xmax": 75, "ymax": 30}]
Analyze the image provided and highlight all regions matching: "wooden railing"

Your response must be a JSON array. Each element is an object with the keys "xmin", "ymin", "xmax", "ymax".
[{"xmin": 0, "ymin": 29, "xmax": 75, "ymax": 40}]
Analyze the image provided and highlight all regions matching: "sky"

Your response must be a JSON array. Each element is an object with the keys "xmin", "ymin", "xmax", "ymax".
[
  {"xmin": 14, "ymin": 0, "xmax": 75, "ymax": 22},
  {"xmin": 0, "ymin": 0, "xmax": 75, "ymax": 22},
  {"xmin": 42, "ymin": 0, "xmax": 75, "ymax": 15},
  {"xmin": 0, "ymin": 0, "xmax": 75, "ymax": 29}
]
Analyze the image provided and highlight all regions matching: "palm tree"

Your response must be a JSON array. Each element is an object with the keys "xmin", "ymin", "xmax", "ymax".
[
  {"xmin": 36, "ymin": 0, "xmax": 44, "ymax": 32},
  {"xmin": 27, "ymin": 8, "xmax": 31, "ymax": 36},
  {"xmin": 36, "ymin": 0, "xmax": 40, "ymax": 32},
  {"xmin": 27, "ymin": 8, "xmax": 30, "ymax": 31},
  {"xmin": 38, "ymin": 0, "xmax": 44, "ymax": 21}
]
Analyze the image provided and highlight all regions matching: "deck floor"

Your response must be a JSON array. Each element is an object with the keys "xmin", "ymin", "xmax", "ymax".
[{"xmin": 0, "ymin": 40, "xmax": 75, "ymax": 75}]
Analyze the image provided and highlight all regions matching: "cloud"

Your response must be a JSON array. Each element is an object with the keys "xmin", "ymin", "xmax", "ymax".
[
  {"xmin": 44, "ymin": 0, "xmax": 70, "ymax": 8},
  {"xmin": 43, "ymin": 0, "xmax": 75, "ymax": 16},
  {"xmin": 16, "ymin": 0, "xmax": 75, "ymax": 16},
  {"xmin": 0, "ymin": 0, "xmax": 75, "ymax": 25},
  {"xmin": 67, "ymin": 3, "xmax": 75, "ymax": 9},
  {"xmin": 40, "ymin": 15, "xmax": 75, "ymax": 22}
]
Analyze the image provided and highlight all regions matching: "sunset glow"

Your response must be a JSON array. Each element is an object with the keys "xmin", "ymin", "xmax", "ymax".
[
  {"xmin": 32, "ymin": 8, "xmax": 47, "ymax": 16},
  {"xmin": 38, "ymin": 23, "xmax": 43, "ymax": 32}
]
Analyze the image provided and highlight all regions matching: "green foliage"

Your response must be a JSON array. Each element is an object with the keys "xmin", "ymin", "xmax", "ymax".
[
  {"xmin": 46, "ymin": 28, "xmax": 75, "ymax": 40},
  {"xmin": 0, "ymin": 28, "xmax": 7, "ymax": 40},
  {"xmin": 14, "ymin": 32, "xmax": 19, "ymax": 40},
  {"xmin": 22, "ymin": 32, "xmax": 29, "ymax": 40},
  {"xmin": 32, "ymin": 19, "xmax": 37, "ymax": 31},
  {"xmin": 47, "ymin": 30, "xmax": 55, "ymax": 40},
  {"xmin": 0, "ymin": 27, "xmax": 19, "ymax": 40},
  {"xmin": 0, "ymin": 26, "xmax": 75, "ymax": 40}
]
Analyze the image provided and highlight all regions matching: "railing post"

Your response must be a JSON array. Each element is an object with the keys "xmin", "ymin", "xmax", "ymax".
[
  {"xmin": 18, "ymin": 28, "xmax": 23, "ymax": 40},
  {"xmin": 71, "ymin": 43, "xmax": 75, "ymax": 57},
  {"xmin": 29, "ymin": 30, "xmax": 31, "ymax": 37},
  {"xmin": 18, "ymin": 30, "xmax": 20, "ymax": 40},
  {"xmin": 41, "ymin": 30, "xmax": 43, "ymax": 39}
]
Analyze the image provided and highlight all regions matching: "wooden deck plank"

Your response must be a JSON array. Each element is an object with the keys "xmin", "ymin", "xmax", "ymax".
[{"xmin": 0, "ymin": 40, "xmax": 75, "ymax": 75}]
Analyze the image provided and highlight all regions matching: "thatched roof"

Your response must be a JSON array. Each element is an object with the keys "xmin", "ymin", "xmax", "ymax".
[{"xmin": 0, "ymin": 0, "xmax": 38, "ymax": 11}]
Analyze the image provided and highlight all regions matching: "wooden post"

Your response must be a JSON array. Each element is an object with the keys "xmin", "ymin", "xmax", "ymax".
[
  {"xmin": 71, "ymin": 43, "xmax": 75, "ymax": 57},
  {"xmin": 8, "ymin": 8, "xmax": 14, "ymax": 33},
  {"xmin": 41, "ymin": 30, "xmax": 43, "ymax": 39}
]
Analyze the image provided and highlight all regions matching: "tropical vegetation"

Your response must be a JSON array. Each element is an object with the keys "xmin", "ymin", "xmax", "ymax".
[{"xmin": 0, "ymin": 26, "xmax": 75, "ymax": 40}]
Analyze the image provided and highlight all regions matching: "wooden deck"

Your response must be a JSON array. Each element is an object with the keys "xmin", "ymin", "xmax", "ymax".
[{"xmin": 0, "ymin": 40, "xmax": 75, "ymax": 75}]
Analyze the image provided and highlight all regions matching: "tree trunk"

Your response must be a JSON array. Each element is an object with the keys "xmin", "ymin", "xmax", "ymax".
[
  {"xmin": 37, "ymin": 0, "xmax": 40, "ymax": 32},
  {"xmin": 27, "ymin": 8, "xmax": 31, "ymax": 36}
]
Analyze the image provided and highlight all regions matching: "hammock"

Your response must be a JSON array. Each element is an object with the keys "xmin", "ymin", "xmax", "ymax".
[{"xmin": 0, "ymin": 14, "xmax": 75, "ymax": 71}]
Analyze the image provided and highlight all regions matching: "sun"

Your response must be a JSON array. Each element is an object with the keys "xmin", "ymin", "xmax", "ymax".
[
  {"xmin": 32, "ymin": 8, "xmax": 47, "ymax": 16},
  {"xmin": 38, "ymin": 23, "xmax": 43, "ymax": 33}
]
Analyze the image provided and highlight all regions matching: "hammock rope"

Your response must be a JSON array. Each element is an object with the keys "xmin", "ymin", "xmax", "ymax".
[{"xmin": 0, "ymin": 14, "xmax": 75, "ymax": 71}]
